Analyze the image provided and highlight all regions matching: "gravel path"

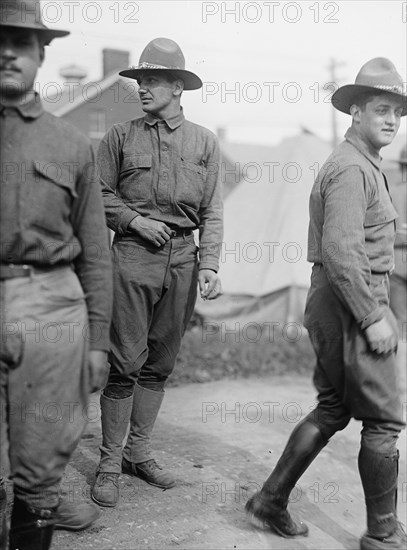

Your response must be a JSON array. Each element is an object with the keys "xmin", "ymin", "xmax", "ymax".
[{"xmin": 52, "ymin": 345, "xmax": 406, "ymax": 550}]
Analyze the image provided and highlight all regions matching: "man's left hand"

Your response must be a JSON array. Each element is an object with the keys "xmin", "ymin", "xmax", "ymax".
[
  {"xmin": 88, "ymin": 350, "xmax": 109, "ymax": 393},
  {"xmin": 199, "ymin": 269, "xmax": 222, "ymax": 300}
]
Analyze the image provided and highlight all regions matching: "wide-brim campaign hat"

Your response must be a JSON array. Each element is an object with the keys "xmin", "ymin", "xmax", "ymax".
[
  {"xmin": 332, "ymin": 57, "xmax": 407, "ymax": 116},
  {"xmin": 0, "ymin": 0, "xmax": 70, "ymax": 44},
  {"xmin": 119, "ymin": 37, "xmax": 202, "ymax": 91}
]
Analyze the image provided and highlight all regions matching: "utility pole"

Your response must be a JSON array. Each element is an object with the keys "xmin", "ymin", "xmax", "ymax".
[{"xmin": 326, "ymin": 58, "xmax": 345, "ymax": 148}]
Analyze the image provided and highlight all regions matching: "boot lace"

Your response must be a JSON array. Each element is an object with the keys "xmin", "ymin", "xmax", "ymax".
[
  {"xmin": 141, "ymin": 459, "xmax": 162, "ymax": 472},
  {"xmin": 98, "ymin": 473, "xmax": 119, "ymax": 487}
]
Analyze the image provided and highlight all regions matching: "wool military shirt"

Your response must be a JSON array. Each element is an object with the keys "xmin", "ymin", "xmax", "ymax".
[
  {"xmin": 98, "ymin": 109, "xmax": 223, "ymax": 272},
  {"xmin": 307, "ymin": 126, "xmax": 398, "ymax": 329},
  {"xmin": 0, "ymin": 94, "xmax": 112, "ymax": 350}
]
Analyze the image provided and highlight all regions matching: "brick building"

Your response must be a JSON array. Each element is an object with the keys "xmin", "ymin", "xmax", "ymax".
[{"xmin": 43, "ymin": 48, "xmax": 144, "ymax": 151}]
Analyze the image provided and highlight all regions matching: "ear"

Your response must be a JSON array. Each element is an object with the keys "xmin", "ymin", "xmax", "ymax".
[
  {"xmin": 39, "ymin": 45, "xmax": 45, "ymax": 66},
  {"xmin": 350, "ymin": 103, "xmax": 362, "ymax": 123},
  {"xmin": 173, "ymin": 79, "xmax": 184, "ymax": 97},
  {"xmin": 34, "ymin": 31, "xmax": 45, "ymax": 67}
]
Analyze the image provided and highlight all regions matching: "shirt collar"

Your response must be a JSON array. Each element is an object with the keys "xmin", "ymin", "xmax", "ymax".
[
  {"xmin": 344, "ymin": 126, "xmax": 382, "ymax": 170},
  {"xmin": 144, "ymin": 107, "xmax": 185, "ymax": 130},
  {"xmin": 0, "ymin": 92, "xmax": 44, "ymax": 120}
]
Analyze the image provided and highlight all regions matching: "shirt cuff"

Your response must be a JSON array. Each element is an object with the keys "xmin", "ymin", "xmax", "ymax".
[
  {"xmin": 198, "ymin": 261, "xmax": 219, "ymax": 272},
  {"xmin": 359, "ymin": 306, "xmax": 385, "ymax": 330},
  {"xmin": 88, "ymin": 321, "xmax": 111, "ymax": 352},
  {"xmin": 119, "ymin": 211, "xmax": 140, "ymax": 234},
  {"xmin": 199, "ymin": 268, "xmax": 218, "ymax": 274}
]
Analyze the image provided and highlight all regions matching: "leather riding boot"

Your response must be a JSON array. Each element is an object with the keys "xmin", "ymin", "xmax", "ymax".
[
  {"xmin": 0, "ymin": 480, "xmax": 7, "ymax": 550},
  {"xmin": 91, "ymin": 393, "xmax": 133, "ymax": 507},
  {"xmin": 245, "ymin": 419, "xmax": 328, "ymax": 538},
  {"xmin": 122, "ymin": 384, "xmax": 175, "ymax": 489},
  {"xmin": 9, "ymin": 497, "xmax": 56, "ymax": 550},
  {"xmin": 359, "ymin": 448, "xmax": 406, "ymax": 549}
]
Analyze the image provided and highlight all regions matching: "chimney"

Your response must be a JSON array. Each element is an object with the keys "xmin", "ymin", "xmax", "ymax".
[
  {"xmin": 59, "ymin": 64, "xmax": 87, "ymax": 83},
  {"xmin": 103, "ymin": 48, "xmax": 130, "ymax": 77}
]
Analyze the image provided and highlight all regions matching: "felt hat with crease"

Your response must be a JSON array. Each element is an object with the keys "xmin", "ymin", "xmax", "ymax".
[
  {"xmin": 119, "ymin": 37, "xmax": 202, "ymax": 91},
  {"xmin": 331, "ymin": 57, "xmax": 407, "ymax": 116},
  {"xmin": 0, "ymin": 0, "xmax": 70, "ymax": 44}
]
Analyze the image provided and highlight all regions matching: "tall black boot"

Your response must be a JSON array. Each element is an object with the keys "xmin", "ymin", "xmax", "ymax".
[
  {"xmin": 245, "ymin": 419, "xmax": 328, "ymax": 538},
  {"xmin": 359, "ymin": 447, "xmax": 406, "ymax": 550},
  {"xmin": 9, "ymin": 497, "xmax": 56, "ymax": 550},
  {"xmin": 0, "ymin": 481, "xmax": 7, "ymax": 550}
]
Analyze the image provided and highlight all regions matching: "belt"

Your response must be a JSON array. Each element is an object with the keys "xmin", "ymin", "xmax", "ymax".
[
  {"xmin": 371, "ymin": 270, "xmax": 392, "ymax": 276},
  {"xmin": 0, "ymin": 264, "xmax": 61, "ymax": 280},
  {"xmin": 316, "ymin": 264, "xmax": 392, "ymax": 277},
  {"xmin": 169, "ymin": 228, "xmax": 193, "ymax": 238}
]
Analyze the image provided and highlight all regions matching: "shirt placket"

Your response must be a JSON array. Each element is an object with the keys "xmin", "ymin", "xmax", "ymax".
[
  {"xmin": 156, "ymin": 122, "xmax": 171, "ymax": 206},
  {"xmin": 1, "ymin": 110, "xmax": 22, "ymax": 261}
]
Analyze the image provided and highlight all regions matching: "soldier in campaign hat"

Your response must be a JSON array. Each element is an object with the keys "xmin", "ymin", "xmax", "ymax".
[
  {"xmin": 91, "ymin": 37, "xmax": 223, "ymax": 508},
  {"xmin": 389, "ymin": 144, "xmax": 407, "ymax": 328},
  {"xmin": 0, "ymin": 1, "xmax": 113, "ymax": 548},
  {"xmin": 246, "ymin": 58, "xmax": 407, "ymax": 550}
]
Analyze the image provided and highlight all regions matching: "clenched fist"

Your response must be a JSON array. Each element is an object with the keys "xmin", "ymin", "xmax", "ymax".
[{"xmin": 129, "ymin": 216, "xmax": 173, "ymax": 247}]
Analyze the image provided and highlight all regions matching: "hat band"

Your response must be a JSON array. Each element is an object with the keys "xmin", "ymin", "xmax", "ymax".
[
  {"xmin": 372, "ymin": 84, "xmax": 405, "ymax": 94},
  {"xmin": 135, "ymin": 61, "xmax": 177, "ymax": 70}
]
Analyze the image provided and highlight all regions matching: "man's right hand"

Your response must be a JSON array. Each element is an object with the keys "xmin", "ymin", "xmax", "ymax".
[
  {"xmin": 128, "ymin": 216, "xmax": 173, "ymax": 247},
  {"xmin": 364, "ymin": 316, "xmax": 398, "ymax": 355}
]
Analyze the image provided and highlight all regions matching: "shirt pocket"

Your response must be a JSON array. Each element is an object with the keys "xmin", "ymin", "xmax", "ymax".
[
  {"xmin": 119, "ymin": 153, "xmax": 152, "ymax": 201},
  {"xmin": 177, "ymin": 157, "xmax": 206, "ymax": 206},
  {"xmin": 364, "ymin": 199, "xmax": 397, "ymax": 227},
  {"xmin": 27, "ymin": 160, "xmax": 77, "ymax": 237}
]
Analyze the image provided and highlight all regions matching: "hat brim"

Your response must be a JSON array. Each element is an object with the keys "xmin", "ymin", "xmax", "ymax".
[
  {"xmin": 119, "ymin": 68, "xmax": 202, "ymax": 91},
  {"xmin": 0, "ymin": 22, "xmax": 70, "ymax": 44},
  {"xmin": 332, "ymin": 84, "xmax": 407, "ymax": 116}
]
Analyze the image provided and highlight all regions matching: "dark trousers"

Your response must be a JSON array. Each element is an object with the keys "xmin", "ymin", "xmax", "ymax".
[
  {"xmin": 0, "ymin": 267, "xmax": 89, "ymax": 509},
  {"xmin": 304, "ymin": 265, "xmax": 404, "ymax": 453},
  {"xmin": 105, "ymin": 234, "xmax": 199, "ymax": 396}
]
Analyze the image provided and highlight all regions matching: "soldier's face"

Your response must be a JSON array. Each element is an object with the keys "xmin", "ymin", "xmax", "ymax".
[
  {"xmin": 0, "ymin": 28, "xmax": 44, "ymax": 99},
  {"xmin": 137, "ymin": 72, "xmax": 183, "ymax": 118},
  {"xmin": 356, "ymin": 94, "xmax": 403, "ymax": 150}
]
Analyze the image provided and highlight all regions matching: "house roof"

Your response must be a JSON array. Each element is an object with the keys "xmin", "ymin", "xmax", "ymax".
[{"xmin": 42, "ymin": 72, "xmax": 128, "ymax": 117}]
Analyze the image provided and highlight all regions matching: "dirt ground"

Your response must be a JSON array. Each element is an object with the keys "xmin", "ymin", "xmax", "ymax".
[{"xmin": 52, "ymin": 343, "xmax": 407, "ymax": 550}]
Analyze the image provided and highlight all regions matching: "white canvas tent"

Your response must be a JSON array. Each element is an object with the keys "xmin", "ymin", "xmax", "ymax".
[{"xmin": 196, "ymin": 131, "xmax": 332, "ymax": 328}]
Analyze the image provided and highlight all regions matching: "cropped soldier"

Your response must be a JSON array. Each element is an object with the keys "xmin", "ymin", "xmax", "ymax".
[
  {"xmin": 0, "ymin": 1, "xmax": 112, "ymax": 548},
  {"xmin": 389, "ymin": 145, "xmax": 407, "ymax": 329}
]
